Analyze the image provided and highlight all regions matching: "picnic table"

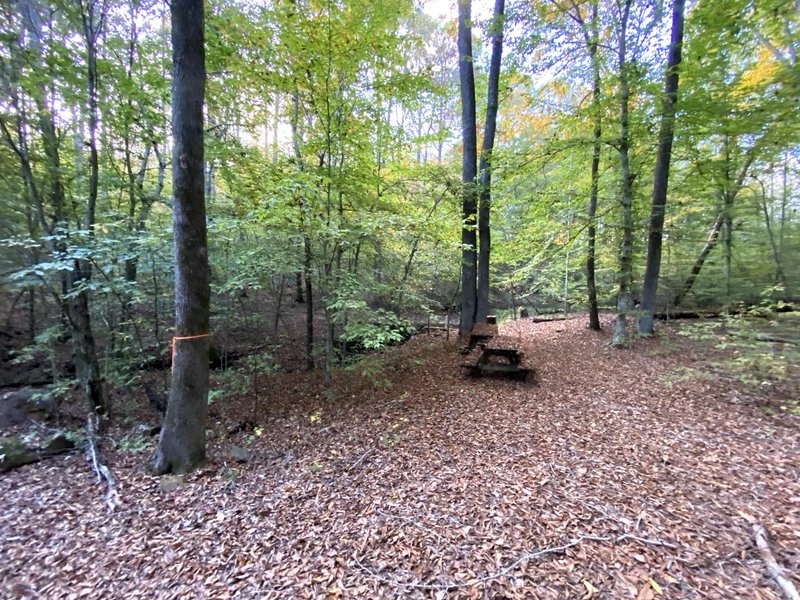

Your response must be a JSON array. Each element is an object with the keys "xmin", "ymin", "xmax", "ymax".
[{"xmin": 461, "ymin": 339, "xmax": 533, "ymax": 382}]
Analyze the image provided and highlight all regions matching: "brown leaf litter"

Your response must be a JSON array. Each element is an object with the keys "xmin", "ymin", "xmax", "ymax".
[{"xmin": 1, "ymin": 316, "xmax": 798, "ymax": 598}]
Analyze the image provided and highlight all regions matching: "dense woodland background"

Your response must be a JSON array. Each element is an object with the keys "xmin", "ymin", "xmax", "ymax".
[{"xmin": 0, "ymin": 0, "xmax": 798, "ymax": 401}]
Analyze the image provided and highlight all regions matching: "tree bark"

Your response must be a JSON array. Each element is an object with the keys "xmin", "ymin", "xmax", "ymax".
[
  {"xmin": 581, "ymin": 0, "xmax": 602, "ymax": 331},
  {"xmin": 611, "ymin": 0, "xmax": 634, "ymax": 348},
  {"xmin": 152, "ymin": 0, "xmax": 209, "ymax": 474},
  {"xmin": 69, "ymin": 0, "xmax": 106, "ymax": 413},
  {"xmin": 304, "ymin": 239, "xmax": 314, "ymax": 370},
  {"xmin": 295, "ymin": 271, "xmax": 304, "ymax": 303},
  {"xmin": 564, "ymin": 0, "xmax": 602, "ymax": 330},
  {"xmin": 458, "ymin": 0, "xmax": 478, "ymax": 336},
  {"xmin": 638, "ymin": 0, "xmax": 685, "ymax": 335},
  {"xmin": 476, "ymin": 0, "xmax": 505, "ymax": 323}
]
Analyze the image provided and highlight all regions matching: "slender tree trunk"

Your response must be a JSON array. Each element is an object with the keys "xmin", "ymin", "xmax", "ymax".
[
  {"xmin": 28, "ymin": 287, "xmax": 36, "ymax": 344},
  {"xmin": 272, "ymin": 274, "xmax": 286, "ymax": 335},
  {"xmin": 457, "ymin": 0, "xmax": 478, "ymax": 336},
  {"xmin": 758, "ymin": 183, "xmax": 786, "ymax": 288},
  {"xmin": 779, "ymin": 152, "xmax": 788, "ymax": 258},
  {"xmin": 673, "ymin": 210, "xmax": 724, "ymax": 307},
  {"xmin": 295, "ymin": 271, "xmax": 304, "ymax": 303},
  {"xmin": 585, "ymin": 1, "xmax": 602, "ymax": 331},
  {"xmin": 291, "ymin": 93, "xmax": 314, "ymax": 370},
  {"xmin": 720, "ymin": 137, "xmax": 738, "ymax": 309},
  {"xmin": 124, "ymin": 145, "xmax": 150, "ymax": 282},
  {"xmin": 70, "ymin": 0, "xmax": 106, "ymax": 414},
  {"xmin": 673, "ymin": 149, "xmax": 755, "ymax": 308},
  {"xmin": 16, "ymin": 0, "xmax": 107, "ymax": 413},
  {"xmin": 722, "ymin": 191, "xmax": 734, "ymax": 308},
  {"xmin": 272, "ymin": 94, "xmax": 280, "ymax": 165},
  {"xmin": 152, "ymin": 0, "xmax": 209, "ymax": 474},
  {"xmin": 476, "ymin": 0, "xmax": 505, "ymax": 323},
  {"xmin": 304, "ymin": 238, "xmax": 314, "ymax": 370},
  {"xmin": 610, "ymin": 0, "xmax": 634, "ymax": 348},
  {"xmin": 81, "ymin": 0, "xmax": 101, "ymax": 244},
  {"xmin": 66, "ymin": 287, "xmax": 104, "ymax": 408},
  {"xmin": 638, "ymin": 0, "xmax": 685, "ymax": 335},
  {"xmin": 205, "ymin": 159, "xmax": 215, "ymax": 201}
]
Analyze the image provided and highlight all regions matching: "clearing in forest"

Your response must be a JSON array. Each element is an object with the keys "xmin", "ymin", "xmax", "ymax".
[{"xmin": 1, "ymin": 316, "xmax": 798, "ymax": 598}]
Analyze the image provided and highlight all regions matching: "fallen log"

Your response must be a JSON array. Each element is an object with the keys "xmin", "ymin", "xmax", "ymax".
[
  {"xmin": 753, "ymin": 523, "xmax": 800, "ymax": 600},
  {"xmin": 527, "ymin": 315, "xmax": 570, "ymax": 323},
  {"xmin": 754, "ymin": 335, "xmax": 800, "ymax": 346},
  {"xmin": 655, "ymin": 310, "xmax": 717, "ymax": 320},
  {"xmin": 655, "ymin": 305, "xmax": 797, "ymax": 321}
]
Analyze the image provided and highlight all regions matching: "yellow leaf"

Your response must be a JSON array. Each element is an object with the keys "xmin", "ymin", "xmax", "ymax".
[
  {"xmin": 647, "ymin": 577, "xmax": 663, "ymax": 594},
  {"xmin": 583, "ymin": 579, "xmax": 599, "ymax": 596}
]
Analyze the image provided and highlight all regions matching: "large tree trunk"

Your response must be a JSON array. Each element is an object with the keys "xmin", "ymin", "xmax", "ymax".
[
  {"xmin": 152, "ymin": 0, "xmax": 209, "ymax": 474},
  {"xmin": 610, "ymin": 0, "xmax": 634, "ymax": 348},
  {"xmin": 458, "ymin": 0, "xmax": 478, "ymax": 336},
  {"xmin": 476, "ymin": 0, "xmax": 505, "ymax": 323},
  {"xmin": 638, "ymin": 0, "xmax": 685, "ymax": 335}
]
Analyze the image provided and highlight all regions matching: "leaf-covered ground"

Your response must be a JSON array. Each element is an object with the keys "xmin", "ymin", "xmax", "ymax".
[{"xmin": 2, "ymin": 316, "xmax": 798, "ymax": 599}]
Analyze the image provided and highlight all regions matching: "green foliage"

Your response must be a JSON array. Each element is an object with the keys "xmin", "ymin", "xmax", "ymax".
[
  {"xmin": 678, "ymin": 294, "xmax": 799, "ymax": 410},
  {"xmin": 659, "ymin": 366, "xmax": 717, "ymax": 389},
  {"xmin": 244, "ymin": 426, "xmax": 264, "ymax": 446},
  {"xmin": 347, "ymin": 354, "xmax": 393, "ymax": 390},
  {"xmin": 116, "ymin": 432, "xmax": 151, "ymax": 454},
  {"xmin": 209, "ymin": 352, "xmax": 275, "ymax": 404}
]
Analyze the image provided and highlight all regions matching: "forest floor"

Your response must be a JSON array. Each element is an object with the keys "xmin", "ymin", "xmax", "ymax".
[{"xmin": 1, "ymin": 315, "xmax": 799, "ymax": 599}]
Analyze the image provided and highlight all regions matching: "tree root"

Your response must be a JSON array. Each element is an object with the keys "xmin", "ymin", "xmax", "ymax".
[{"xmin": 86, "ymin": 413, "xmax": 120, "ymax": 511}]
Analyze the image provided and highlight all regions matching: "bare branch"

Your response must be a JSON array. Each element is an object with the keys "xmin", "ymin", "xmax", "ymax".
[
  {"xmin": 753, "ymin": 523, "xmax": 800, "ymax": 600},
  {"xmin": 355, "ymin": 531, "xmax": 680, "ymax": 591}
]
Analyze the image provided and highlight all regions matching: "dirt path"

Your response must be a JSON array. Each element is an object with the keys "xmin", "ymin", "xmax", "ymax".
[{"xmin": 2, "ymin": 317, "xmax": 798, "ymax": 598}]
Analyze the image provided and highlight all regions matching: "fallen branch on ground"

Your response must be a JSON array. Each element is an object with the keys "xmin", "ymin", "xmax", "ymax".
[
  {"xmin": 355, "ymin": 531, "xmax": 679, "ymax": 591},
  {"xmin": 349, "ymin": 448, "xmax": 373, "ymax": 472},
  {"xmin": 753, "ymin": 335, "xmax": 800, "ymax": 345},
  {"xmin": 753, "ymin": 523, "xmax": 800, "ymax": 600},
  {"xmin": 85, "ymin": 413, "xmax": 120, "ymax": 511}
]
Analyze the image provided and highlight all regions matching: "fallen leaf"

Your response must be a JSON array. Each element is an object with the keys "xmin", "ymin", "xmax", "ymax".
[{"xmin": 647, "ymin": 576, "xmax": 662, "ymax": 594}]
